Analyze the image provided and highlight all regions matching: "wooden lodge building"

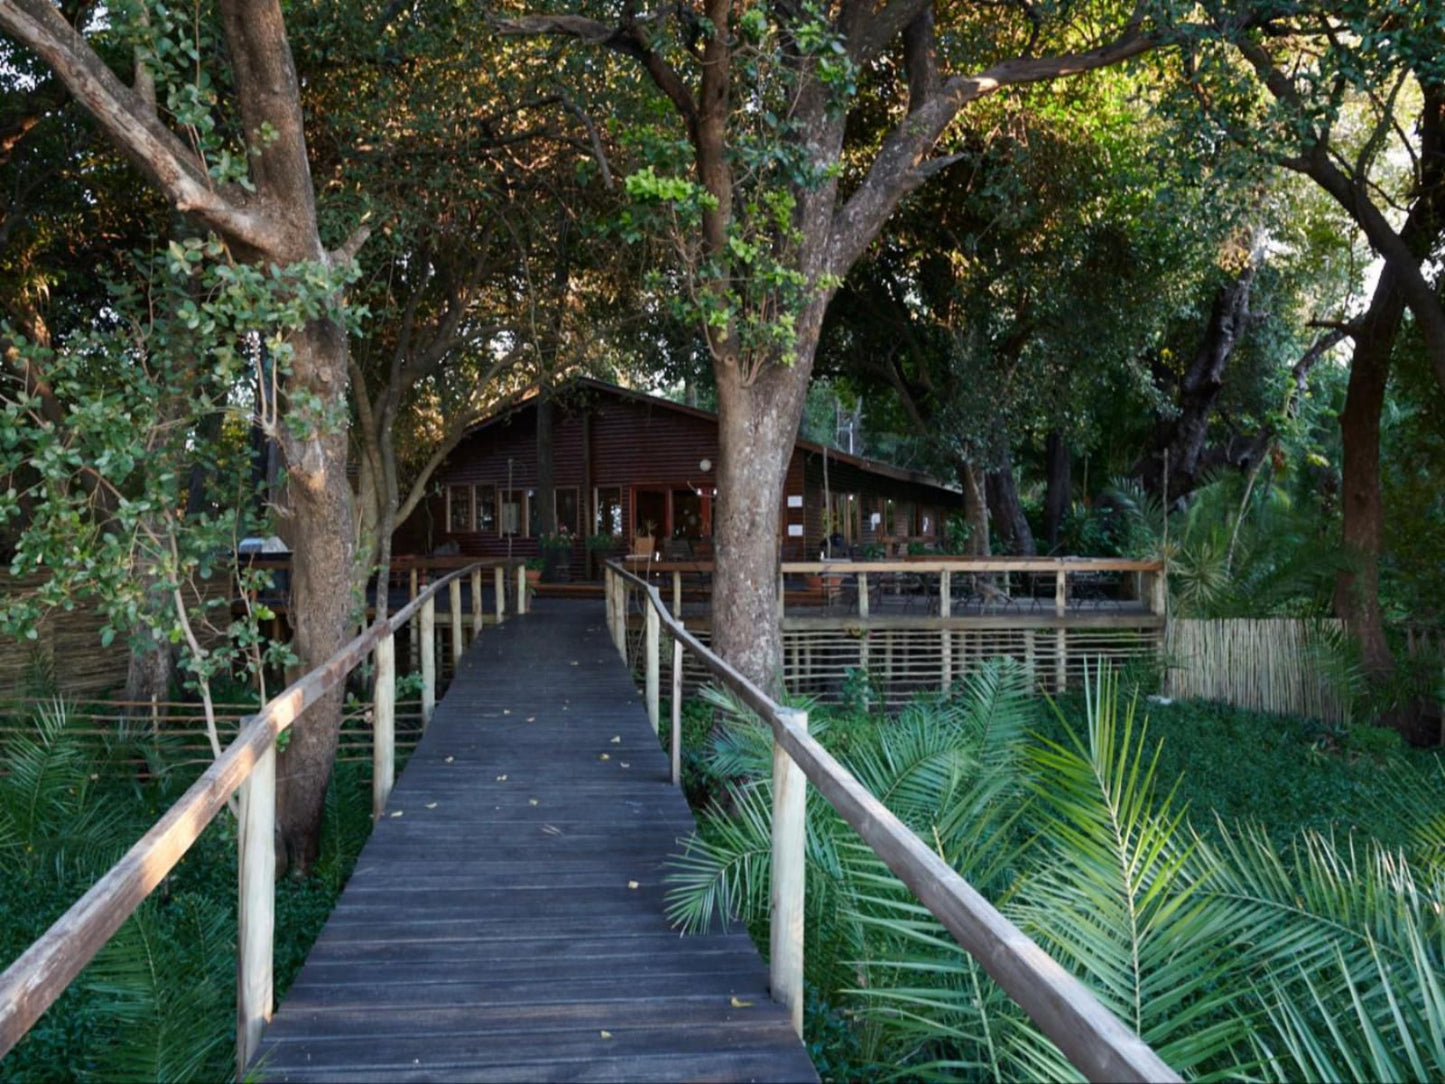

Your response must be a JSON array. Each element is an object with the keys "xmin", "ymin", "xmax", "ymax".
[{"xmin": 394, "ymin": 379, "xmax": 961, "ymax": 576}]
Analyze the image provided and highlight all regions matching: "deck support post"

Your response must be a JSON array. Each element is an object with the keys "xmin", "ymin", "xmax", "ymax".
[
  {"xmin": 611, "ymin": 570, "xmax": 627, "ymax": 663},
  {"xmin": 372, "ymin": 633, "xmax": 395, "ymax": 820},
  {"xmin": 672, "ymin": 570, "xmax": 683, "ymax": 619},
  {"xmin": 1056, "ymin": 568, "xmax": 1068, "ymax": 692},
  {"xmin": 236, "ymin": 730, "xmax": 275, "ymax": 1080},
  {"xmin": 450, "ymin": 578, "xmax": 464, "ymax": 667},
  {"xmin": 421, "ymin": 596, "xmax": 436, "ymax": 728},
  {"xmin": 495, "ymin": 565, "xmax": 506, "ymax": 623},
  {"xmin": 940, "ymin": 572, "xmax": 952, "ymax": 692},
  {"xmin": 671, "ymin": 637, "xmax": 683, "ymax": 786},
  {"xmin": 471, "ymin": 568, "xmax": 484, "ymax": 639},
  {"xmin": 645, "ymin": 603, "xmax": 660, "ymax": 735},
  {"xmin": 408, "ymin": 568, "xmax": 419, "ymax": 669},
  {"xmin": 770, "ymin": 709, "xmax": 807, "ymax": 1038},
  {"xmin": 517, "ymin": 565, "xmax": 529, "ymax": 615}
]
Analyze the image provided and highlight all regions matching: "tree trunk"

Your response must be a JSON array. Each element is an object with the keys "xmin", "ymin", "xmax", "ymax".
[
  {"xmin": 1043, "ymin": 431, "xmax": 1071, "ymax": 551},
  {"xmin": 123, "ymin": 633, "xmax": 172, "ymax": 710},
  {"xmin": 954, "ymin": 458, "xmax": 990, "ymax": 555},
  {"xmin": 1333, "ymin": 270, "xmax": 1404, "ymax": 679},
  {"xmin": 536, "ymin": 395, "xmax": 556, "ymax": 535},
  {"xmin": 985, "ymin": 445, "xmax": 1035, "ymax": 556},
  {"xmin": 274, "ymin": 318, "xmax": 356, "ymax": 875},
  {"xmin": 1140, "ymin": 266, "xmax": 1257, "ymax": 499},
  {"xmin": 711, "ymin": 361, "xmax": 812, "ymax": 694}
]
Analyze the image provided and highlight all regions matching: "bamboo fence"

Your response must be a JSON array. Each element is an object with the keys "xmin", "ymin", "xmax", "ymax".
[{"xmin": 1164, "ymin": 618, "xmax": 1350, "ymax": 723}]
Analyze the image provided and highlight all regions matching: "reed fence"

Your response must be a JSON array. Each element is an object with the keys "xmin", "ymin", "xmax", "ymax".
[{"xmin": 1165, "ymin": 619, "xmax": 1350, "ymax": 723}]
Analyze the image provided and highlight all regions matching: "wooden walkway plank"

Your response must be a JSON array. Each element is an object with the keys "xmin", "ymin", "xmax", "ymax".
[{"xmin": 253, "ymin": 599, "xmax": 818, "ymax": 1083}]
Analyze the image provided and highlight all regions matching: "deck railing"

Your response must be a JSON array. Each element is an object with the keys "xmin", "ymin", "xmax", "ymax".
[
  {"xmin": 605, "ymin": 559, "xmax": 1180, "ymax": 1084},
  {"xmin": 0, "ymin": 561, "xmax": 510, "ymax": 1078}
]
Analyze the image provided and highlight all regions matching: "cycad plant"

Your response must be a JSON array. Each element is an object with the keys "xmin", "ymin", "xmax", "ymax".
[{"xmin": 665, "ymin": 661, "xmax": 1445, "ymax": 1082}]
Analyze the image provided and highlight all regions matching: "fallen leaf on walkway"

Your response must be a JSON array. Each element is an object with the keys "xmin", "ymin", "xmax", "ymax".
[
  {"xmin": 610, "ymin": 735, "xmax": 621, "ymax": 744},
  {"xmin": 390, "ymin": 810, "xmax": 404, "ymax": 818},
  {"xmin": 444, "ymin": 755, "xmax": 454, "ymax": 763},
  {"xmin": 425, "ymin": 802, "xmax": 437, "ymax": 809},
  {"xmin": 627, "ymin": 880, "xmax": 639, "ymax": 889},
  {"xmin": 620, "ymin": 761, "xmax": 630, "ymax": 768},
  {"xmin": 600, "ymin": 1031, "xmax": 613, "ymax": 1040},
  {"xmin": 543, "ymin": 824, "xmax": 562, "ymax": 836},
  {"xmin": 730, "ymin": 997, "xmax": 754, "ymax": 1009},
  {"xmin": 599, "ymin": 753, "xmax": 610, "ymax": 761},
  {"xmin": 495, "ymin": 774, "xmax": 508, "ymax": 781},
  {"xmin": 528, "ymin": 798, "xmax": 539, "ymax": 806},
  {"xmin": 526, "ymin": 715, "xmax": 536, "ymax": 722},
  {"xmin": 570, "ymin": 660, "xmax": 579, "ymax": 666},
  {"xmin": 503, "ymin": 708, "xmax": 511, "ymax": 715}
]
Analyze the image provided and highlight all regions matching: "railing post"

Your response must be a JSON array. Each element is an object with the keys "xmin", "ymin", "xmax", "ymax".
[
  {"xmin": 408, "ymin": 567, "xmax": 419, "ymax": 670},
  {"xmin": 420, "ymin": 595, "xmax": 436, "ymax": 728},
  {"xmin": 940, "ymin": 570, "xmax": 952, "ymax": 693},
  {"xmin": 494, "ymin": 564, "xmax": 506, "ymax": 623},
  {"xmin": 671, "ymin": 637, "xmax": 683, "ymax": 786},
  {"xmin": 645, "ymin": 601, "xmax": 660, "ymax": 735},
  {"xmin": 236, "ymin": 729, "xmax": 276, "ymax": 1080},
  {"xmin": 612, "ymin": 569, "xmax": 628, "ymax": 663},
  {"xmin": 517, "ymin": 564, "xmax": 529, "ymax": 615},
  {"xmin": 605, "ymin": 566, "xmax": 615, "ymax": 646},
  {"xmin": 450, "ymin": 577, "xmax": 464, "ymax": 667},
  {"xmin": 1056, "ymin": 567, "xmax": 1069, "ymax": 693},
  {"xmin": 857, "ymin": 572, "xmax": 870, "ymax": 618},
  {"xmin": 372, "ymin": 632, "xmax": 395, "ymax": 821},
  {"xmin": 770, "ymin": 709, "xmax": 807, "ymax": 1039},
  {"xmin": 673, "ymin": 570, "xmax": 683, "ymax": 619},
  {"xmin": 471, "ymin": 567, "xmax": 484, "ymax": 640}
]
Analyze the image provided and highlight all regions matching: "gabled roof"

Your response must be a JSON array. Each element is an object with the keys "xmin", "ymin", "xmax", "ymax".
[{"xmin": 465, "ymin": 376, "xmax": 960, "ymax": 496}]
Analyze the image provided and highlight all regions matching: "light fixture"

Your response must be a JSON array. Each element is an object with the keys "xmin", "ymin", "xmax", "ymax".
[{"xmin": 699, "ymin": 458, "xmax": 712, "ymax": 473}]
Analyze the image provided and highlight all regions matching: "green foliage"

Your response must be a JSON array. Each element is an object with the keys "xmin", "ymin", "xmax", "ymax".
[
  {"xmin": 0, "ymin": 705, "xmax": 375, "ymax": 1081},
  {"xmin": 666, "ymin": 663, "xmax": 1445, "ymax": 1080}
]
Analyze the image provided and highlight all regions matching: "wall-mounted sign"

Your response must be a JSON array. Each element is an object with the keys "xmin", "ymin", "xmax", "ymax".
[
  {"xmin": 787, "ymin": 494, "xmax": 804, "ymax": 508},
  {"xmin": 787, "ymin": 523, "xmax": 804, "ymax": 536}
]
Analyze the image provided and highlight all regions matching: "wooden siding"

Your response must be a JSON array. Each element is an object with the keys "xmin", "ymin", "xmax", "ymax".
[{"xmin": 397, "ymin": 384, "xmax": 960, "ymax": 573}]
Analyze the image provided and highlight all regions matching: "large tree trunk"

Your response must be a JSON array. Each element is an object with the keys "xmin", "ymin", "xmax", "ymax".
[
  {"xmin": 955, "ymin": 459, "xmax": 990, "ymax": 555},
  {"xmin": 274, "ymin": 319, "xmax": 356, "ymax": 874},
  {"xmin": 1333, "ymin": 271, "xmax": 1404, "ymax": 679},
  {"xmin": 1139, "ymin": 265, "xmax": 1257, "ymax": 499},
  {"xmin": 711, "ymin": 360, "xmax": 814, "ymax": 695},
  {"xmin": 1043, "ymin": 431, "xmax": 1071, "ymax": 551},
  {"xmin": 985, "ymin": 444, "xmax": 1035, "ymax": 556}
]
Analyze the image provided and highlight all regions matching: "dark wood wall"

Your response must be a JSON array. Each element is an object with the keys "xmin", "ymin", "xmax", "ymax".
[{"xmin": 394, "ymin": 387, "xmax": 960, "ymax": 573}]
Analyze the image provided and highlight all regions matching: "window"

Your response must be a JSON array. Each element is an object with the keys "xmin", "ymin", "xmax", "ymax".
[
  {"xmin": 595, "ymin": 487, "xmax": 623, "ymax": 535},
  {"xmin": 500, "ymin": 489, "xmax": 526, "ymax": 537},
  {"xmin": 447, "ymin": 485, "xmax": 472, "ymax": 532},
  {"xmin": 476, "ymin": 485, "xmax": 496, "ymax": 534},
  {"xmin": 555, "ymin": 488, "xmax": 579, "ymax": 535}
]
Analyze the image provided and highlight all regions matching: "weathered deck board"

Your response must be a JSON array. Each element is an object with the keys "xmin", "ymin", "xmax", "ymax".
[{"xmin": 253, "ymin": 600, "xmax": 818, "ymax": 1083}]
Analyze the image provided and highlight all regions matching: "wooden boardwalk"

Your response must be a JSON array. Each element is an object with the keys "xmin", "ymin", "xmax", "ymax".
[{"xmin": 253, "ymin": 599, "xmax": 818, "ymax": 1083}]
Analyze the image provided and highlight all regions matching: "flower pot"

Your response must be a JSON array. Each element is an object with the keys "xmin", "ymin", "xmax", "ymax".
[{"xmin": 632, "ymin": 535, "xmax": 654, "ymax": 558}]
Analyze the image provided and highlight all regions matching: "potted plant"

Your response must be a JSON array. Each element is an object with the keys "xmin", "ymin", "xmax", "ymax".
[
  {"xmin": 585, "ymin": 532, "xmax": 621, "ymax": 577},
  {"xmin": 633, "ymin": 519, "xmax": 657, "ymax": 559},
  {"xmin": 538, "ymin": 529, "xmax": 573, "ymax": 582},
  {"xmin": 524, "ymin": 555, "xmax": 544, "ymax": 588}
]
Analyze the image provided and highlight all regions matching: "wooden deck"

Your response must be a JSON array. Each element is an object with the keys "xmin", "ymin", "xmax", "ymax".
[{"xmin": 252, "ymin": 599, "xmax": 818, "ymax": 1083}]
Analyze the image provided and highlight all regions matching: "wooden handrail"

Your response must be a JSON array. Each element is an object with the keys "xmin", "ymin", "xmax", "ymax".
[
  {"xmin": 0, "ymin": 562, "xmax": 490, "ymax": 1074},
  {"xmin": 605, "ymin": 560, "xmax": 1180, "ymax": 1084},
  {"xmin": 618, "ymin": 556, "xmax": 1164, "ymax": 574}
]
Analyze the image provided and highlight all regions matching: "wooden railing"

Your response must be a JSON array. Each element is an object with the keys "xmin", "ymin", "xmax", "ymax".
[
  {"xmin": 605, "ymin": 559, "xmax": 1180, "ymax": 1083},
  {"xmin": 0, "ymin": 561, "xmax": 510, "ymax": 1078}
]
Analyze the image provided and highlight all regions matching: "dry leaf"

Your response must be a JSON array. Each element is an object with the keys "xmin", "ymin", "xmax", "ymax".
[
  {"xmin": 526, "ymin": 716, "xmax": 536, "ymax": 722},
  {"xmin": 620, "ymin": 761, "xmax": 630, "ymax": 768},
  {"xmin": 425, "ymin": 802, "xmax": 438, "ymax": 809},
  {"xmin": 503, "ymin": 708, "xmax": 511, "ymax": 715},
  {"xmin": 599, "ymin": 1031, "xmax": 612, "ymax": 1040},
  {"xmin": 627, "ymin": 880, "xmax": 639, "ymax": 890},
  {"xmin": 496, "ymin": 774, "xmax": 508, "ymax": 781},
  {"xmin": 390, "ymin": 810, "xmax": 404, "ymax": 818},
  {"xmin": 730, "ymin": 997, "xmax": 754, "ymax": 1009},
  {"xmin": 610, "ymin": 735, "xmax": 621, "ymax": 744},
  {"xmin": 528, "ymin": 798, "xmax": 539, "ymax": 806},
  {"xmin": 444, "ymin": 755, "xmax": 455, "ymax": 763},
  {"xmin": 570, "ymin": 660, "xmax": 579, "ymax": 666},
  {"xmin": 599, "ymin": 753, "xmax": 610, "ymax": 761}
]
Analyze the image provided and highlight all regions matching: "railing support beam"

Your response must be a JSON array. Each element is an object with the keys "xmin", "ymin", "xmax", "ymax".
[
  {"xmin": 450, "ymin": 578, "xmax": 464, "ymax": 666},
  {"xmin": 420, "ymin": 595, "xmax": 436, "ymax": 728},
  {"xmin": 495, "ymin": 564, "xmax": 506, "ymax": 623},
  {"xmin": 770, "ymin": 708, "xmax": 807, "ymax": 1038},
  {"xmin": 372, "ymin": 633, "xmax": 395, "ymax": 820},
  {"xmin": 671, "ymin": 637, "xmax": 683, "ymax": 786},
  {"xmin": 236, "ymin": 733, "xmax": 276, "ymax": 1079},
  {"xmin": 471, "ymin": 568, "xmax": 484, "ymax": 639},
  {"xmin": 645, "ymin": 603, "xmax": 660, "ymax": 734}
]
